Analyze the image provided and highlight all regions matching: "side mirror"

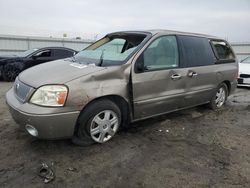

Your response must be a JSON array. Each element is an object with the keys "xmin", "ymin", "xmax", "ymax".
[
  {"xmin": 32, "ymin": 54, "xmax": 39, "ymax": 59},
  {"xmin": 135, "ymin": 53, "xmax": 144, "ymax": 73},
  {"xmin": 32, "ymin": 56, "xmax": 36, "ymax": 60}
]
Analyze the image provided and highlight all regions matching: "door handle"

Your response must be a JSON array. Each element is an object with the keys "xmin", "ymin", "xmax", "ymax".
[
  {"xmin": 171, "ymin": 74, "xmax": 182, "ymax": 80},
  {"xmin": 188, "ymin": 71, "xmax": 198, "ymax": 77}
]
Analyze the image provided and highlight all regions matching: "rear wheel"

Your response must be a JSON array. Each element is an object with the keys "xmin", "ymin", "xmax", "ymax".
[
  {"xmin": 72, "ymin": 99, "xmax": 121, "ymax": 146},
  {"xmin": 209, "ymin": 83, "xmax": 228, "ymax": 110},
  {"xmin": 3, "ymin": 64, "xmax": 20, "ymax": 81}
]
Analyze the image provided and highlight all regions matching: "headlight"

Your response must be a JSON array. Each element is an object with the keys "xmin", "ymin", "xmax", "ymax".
[{"xmin": 30, "ymin": 85, "xmax": 68, "ymax": 107}]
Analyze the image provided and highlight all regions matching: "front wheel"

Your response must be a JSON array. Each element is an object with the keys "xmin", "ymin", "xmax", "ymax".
[
  {"xmin": 3, "ymin": 64, "xmax": 20, "ymax": 81},
  {"xmin": 209, "ymin": 83, "xmax": 228, "ymax": 110},
  {"xmin": 72, "ymin": 99, "xmax": 121, "ymax": 146}
]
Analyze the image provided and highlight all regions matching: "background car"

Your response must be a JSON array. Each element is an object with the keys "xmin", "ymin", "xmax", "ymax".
[
  {"xmin": 0, "ymin": 47, "xmax": 77, "ymax": 81},
  {"xmin": 238, "ymin": 56, "xmax": 250, "ymax": 87}
]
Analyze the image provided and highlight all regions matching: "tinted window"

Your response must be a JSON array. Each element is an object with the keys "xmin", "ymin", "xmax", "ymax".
[
  {"xmin": 35, "ymin": 50, "xmax": 51, "ymax": 57},
  {"xmin": 179, "ymin": 36, "xmax": 214, "ymax": 67},
  {"xmin": 211, "ymin": 41, "xmax": 235, "ymax": 60},
  {"xmin": 53, "ymin": 49, "xmax": 74, "ymax": 57},
  {"xmin": 20, "ymin": 49, "xmax": 38, "ymax": 57},
  {"xmin": 143, "ymin": 36, "xmax": 179, "ymax": 70}
]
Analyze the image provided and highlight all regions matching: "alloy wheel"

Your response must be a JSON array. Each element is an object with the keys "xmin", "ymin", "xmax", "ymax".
[
  {"xmin": 215, "ymin": 87, "xmax": 226, "ymax": 108},
  {"xmin": 90, "ymin": 110, "xmax": 119, "ymax": 143}
]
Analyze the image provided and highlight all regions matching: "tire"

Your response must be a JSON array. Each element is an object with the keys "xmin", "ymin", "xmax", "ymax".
[
  {"xmin": 72, "ymin": 99, "xmax": 121, "ymax": 146},
  {"xmin": 2, "ymin": 64, "xmax": 20, "ymax": 82},
  {"xmin": 209, "ymin": 83, "xmax": 228, "ymax": 110}
]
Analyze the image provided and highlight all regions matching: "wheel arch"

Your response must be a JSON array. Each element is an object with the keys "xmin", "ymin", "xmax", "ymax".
[
  {"xmin": 3, "ymin": 62, "xmax": 23, "ymax": 81},
  {"xmin": 222, "ymin": 80, "xmax": 231, "ymax": 95},
  {"xmin": 74, "ymin": 94, "xmax": 131, "ymax": 134}
]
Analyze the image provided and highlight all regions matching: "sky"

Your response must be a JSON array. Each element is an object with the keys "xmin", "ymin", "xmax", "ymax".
[{"xmin": 0, "ymin": 0, "xmax": 249, "ymax": 42}]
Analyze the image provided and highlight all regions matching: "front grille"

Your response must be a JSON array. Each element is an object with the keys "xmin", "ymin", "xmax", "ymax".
[
  {"xmin": 240, "ymin": 74, "xmax": 250, "ymax": 78},
  {"xmin": 14, "ymin": 79, "xmax": 33, "ymax": 103}
]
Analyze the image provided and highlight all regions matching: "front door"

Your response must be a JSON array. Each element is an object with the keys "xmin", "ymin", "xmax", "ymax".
[
  {"xmin": 131, "ymin": 35, "xmax": 187, "ymax": 120},
  {"xmin": 26, "ymin": 49, "xmax": 53, "ymax": 69}
]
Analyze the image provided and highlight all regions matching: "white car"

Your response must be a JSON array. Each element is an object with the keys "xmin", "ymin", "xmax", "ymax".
[{"xmin": 238, "ymin": 57, "xmax": 250, "ymax": 87}]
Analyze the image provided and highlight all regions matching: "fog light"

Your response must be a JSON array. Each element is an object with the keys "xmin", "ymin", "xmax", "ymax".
[{"xmin": 25, "ymin": 124, "xmax": 38, "ymax": 137}]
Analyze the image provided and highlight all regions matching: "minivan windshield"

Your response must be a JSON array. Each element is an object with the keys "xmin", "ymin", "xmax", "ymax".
[
  {"xmin": 73, "ymin": 33, "xmax": 147, "ymax": 66},
  {"xmin": 241, "ymin": 57, "xmax": 250, "ymax": 64}
]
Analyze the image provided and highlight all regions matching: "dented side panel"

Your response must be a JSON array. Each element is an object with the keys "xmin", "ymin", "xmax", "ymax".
[{"xmin": 66, "ymin": 63, "xmax": 132, "ymax": 112}]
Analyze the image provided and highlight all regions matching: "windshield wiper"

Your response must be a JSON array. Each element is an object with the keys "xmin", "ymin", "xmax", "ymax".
[{"xmin": 95, "ymin": 50, "xmax": 105, "ymax": 67}]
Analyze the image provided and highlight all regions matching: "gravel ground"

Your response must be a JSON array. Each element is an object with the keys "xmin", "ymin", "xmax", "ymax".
[{"xmin": 0, "ymin": 81, "xmax": 250, "ymax": 188}]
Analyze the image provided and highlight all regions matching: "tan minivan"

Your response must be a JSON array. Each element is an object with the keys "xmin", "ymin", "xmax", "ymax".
[{"xmin": 6, "ymin": 30, "xmax": 238, "ymax": 145}]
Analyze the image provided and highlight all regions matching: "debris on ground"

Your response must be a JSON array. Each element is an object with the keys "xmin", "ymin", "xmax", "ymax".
[
  {"xmin": 191, "ymin": 111, "xmax": 203, "ymax": 118},
  {"xmin": 160, "ymin": 119, "xmax": 171, "ymax": 126},
  {"xmin": 246, "ymin": 105, "xmax": 250, "ymax": 111},
  {"xmin": 67, "ymin": 167, "xmax": 77, "ymax": 172},
  {"xmin": 166, "ymin": 129, "xmax": 169, "ymax": 133},
  {"xmin": 3, "ymin": 118, "xmax": 10, "ymax": 121},
  {"xmin": 1, "ymin": 81, "xmax": 250, "ymax": 187},
  {"xmin": 232, "ymin": 100, "xmax": 240, "ymax": 103},
  {"xmin": 37, "ymin": 163, "xmax": 55, "ymax": 184}
]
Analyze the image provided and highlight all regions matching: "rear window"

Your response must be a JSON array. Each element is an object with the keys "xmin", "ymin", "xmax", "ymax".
[
  {"xmin": 211, "ymin": 40, "xmax": 235, "ymax": 61},
  {"xmin": 179, "ymin": 36, "xmax": 215, "ymax": 67}
]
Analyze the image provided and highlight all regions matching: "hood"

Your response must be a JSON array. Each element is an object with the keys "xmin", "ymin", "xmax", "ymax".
[
  {"xmin": 239, "ymin": 63, "xmax": 250, "ymax": 75},
  {"xmin": 0, "ymin": 55, "xmax": 21, "ymax": 64},
  {"xmin": 19, "ymin": 59, "xmax": 106, "ymax": 88},
  {"xmin": 0, "ymin": 56, "xmax": 23, "ymax": 65},
  {"xmin": 0, "ymin": 54, "xmax": 17, "ymax": 59}
]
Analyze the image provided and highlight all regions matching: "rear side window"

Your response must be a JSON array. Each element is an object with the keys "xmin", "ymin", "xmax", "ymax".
[
  {"xmin": 179, "ymin": 36, "xmax": 215, "ymax": 67},
  {"xmin": 211, "ymin": 40, "xmax": 235, "ymax": 61},
  {"xmin": 52, "ymin": 49, "xmax": 75, "ymax": 58}
]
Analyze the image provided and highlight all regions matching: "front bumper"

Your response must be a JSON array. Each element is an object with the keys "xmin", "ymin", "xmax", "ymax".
[{"xmin": 6, "ymin": 88, "xmax": 80, "ymax": 139}]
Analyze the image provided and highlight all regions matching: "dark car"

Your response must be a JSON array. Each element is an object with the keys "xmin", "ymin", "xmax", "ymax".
[{"xmin": 0, "ymin": 47, "xmax": 77, "ymax": 81}]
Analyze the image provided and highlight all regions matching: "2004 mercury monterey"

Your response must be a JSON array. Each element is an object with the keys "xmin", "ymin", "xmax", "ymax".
[{"xmin": 6, "ymin": 30, "xmax": 238, "ymax": 145}]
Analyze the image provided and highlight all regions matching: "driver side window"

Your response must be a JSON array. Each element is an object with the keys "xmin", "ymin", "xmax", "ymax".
[
  {"xmin": 143, "ymin": 36, "xmax": 179, "ymax": 71},
  {"xmin": 35, "ymin": 50, "xmax": 51, "ymax": 57}
]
